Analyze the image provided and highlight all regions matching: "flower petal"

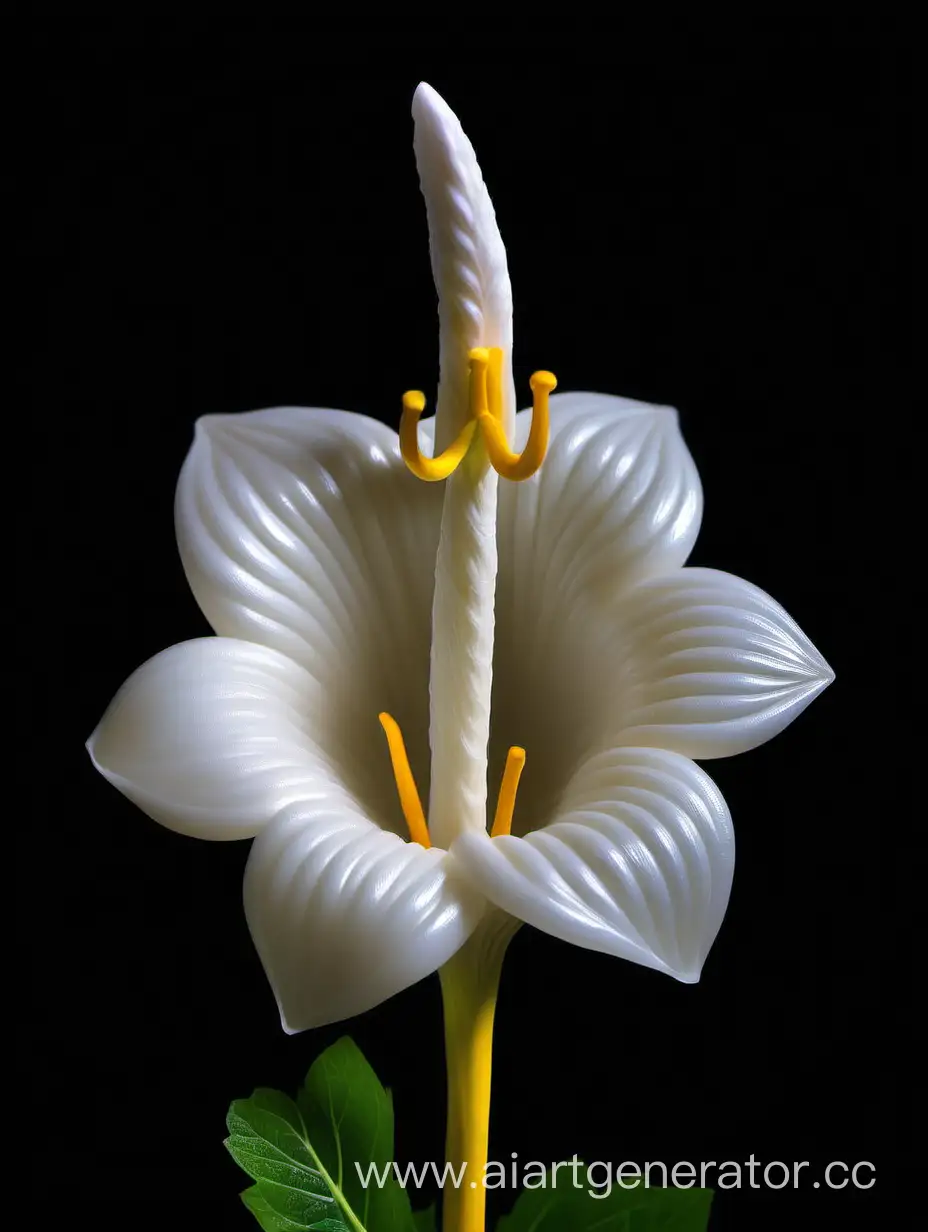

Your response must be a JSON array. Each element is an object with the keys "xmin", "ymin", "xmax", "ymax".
[
  {"xmin": 246, "ymin": 802, "xmax": 484, "ymax": 1031},
  {"xmin": 615, "ymin": 567, "xmax": 834, "ymax": 757},
  {"xmin": 497, "ymin": 392, "xmax": 702, "ymax": 636},
  {"xmin": 452, "ymin": 747, "xmax": 733, "ymax": 981},
  {"xmin": 175, "ymin": 407, "xmax": 442, "ymax": 774},
  {"xmin": 87, "ymin": 638, "xmax": 337, "ymax": 839}
]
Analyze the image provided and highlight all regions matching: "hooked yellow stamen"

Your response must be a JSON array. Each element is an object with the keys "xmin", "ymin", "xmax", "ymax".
[
  {"xmin": 479, "ymin": 356, "xmax": 555, "ymax": 482},
  {"xmin": 399, "ymin": 348, "xmax": 555, "ymax": 483},
  {"xmin": 399, "ymin": 390, "xmax": 477, "ymax": 481},
  {"xmin": 379, "ymin": 712, "xmax": 431, "ymax": 848},
  {"xmin": 490, "ymin": 746, "xmax": 526, "ymax": 838}
]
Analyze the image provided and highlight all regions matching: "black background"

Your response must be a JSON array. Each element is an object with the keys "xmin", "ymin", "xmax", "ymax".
[{"xmin": 35, "ymin": 19, "xmax": 904, "ymax": 1231}]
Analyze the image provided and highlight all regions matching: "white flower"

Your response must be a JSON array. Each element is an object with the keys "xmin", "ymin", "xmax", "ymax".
[{"xmin": 88, "ymin": 83, "xmax": 832, "ymax": 1033}]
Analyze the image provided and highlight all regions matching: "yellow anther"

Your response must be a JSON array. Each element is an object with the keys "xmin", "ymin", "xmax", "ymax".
[
  {"xmin": 379, "ymin": 712, "xmax": 431, "ymax": 848},
  {"xmin": 479, "ymin": 357, "xmax": 555, "ymax": 482},
  {"xmin": 399, "ymin": 391, "xmax": 477, "ymax": 482},
  {"xmin": 490, "ymin": 746, "xmax": 526, "ymax": 838}
]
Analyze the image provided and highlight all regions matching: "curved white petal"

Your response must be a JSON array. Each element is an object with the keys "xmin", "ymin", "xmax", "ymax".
[
  {"xmin": 497, "ymin": 392, "xmax": 702, "ymax": 646},
  {"xmin": 87, "ymin": 638, "xmax": 340, "ymax": 839},
  {"xmin": 452, "ymin": 748, "xmax": 733, "ymax": 982},
  {"xmin": 175, "ymin": 406, "xmax": 442, "ymax": 793},
  {"xmin": 246, "ymin": 802, "xmax": 484, "ymax": 1031},
  {"xmin": 615, "ymin": 568, "xmax": 834, "ymax": 757},
  {"xmin": 487, "ymin": 393, "xmax": 705, "ymax": 823}
]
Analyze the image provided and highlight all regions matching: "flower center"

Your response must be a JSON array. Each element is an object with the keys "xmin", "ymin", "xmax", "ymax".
[
  {"xmin": 400, "ymin": 348, "xmax": 556, "ymax": 482},
  {"xmin": 379, "ymin": 710, "xmax": 526, "ymax": 848},
  {"xmin": 384, "ymin": 349, "xmax": 556, "ymax": 849}
]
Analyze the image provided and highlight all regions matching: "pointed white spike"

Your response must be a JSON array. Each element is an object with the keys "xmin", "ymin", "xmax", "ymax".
[
  {"xmin": 411, "ymin": 84, "xmax": 513, "ymax": 848},
  {"xmin": 412, "ymin": 82, "xmax": 514, "ymax": 447}
]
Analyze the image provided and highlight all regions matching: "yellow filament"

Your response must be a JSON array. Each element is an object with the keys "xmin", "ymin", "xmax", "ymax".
[
  {"xmin": 400, "ymin": 391, "xmax": 477, "ymax": 481},
  {"xmin": 479, "ymin": 360, "xmax": 555, "ymax": 482},
  {"xmin": 378, "ymin": 712, "xmax": 431, "ymax": 848},
  {"xmin": 398, "ymin": 349, "xmax": 555, "ymax": 483},
  {"xmin": 490, "ymin": 747, "xmax": 526, "ymax": 838},
  {"xmin": 380, "ymin": 707, "xmax": 529, "ymax": 853}
]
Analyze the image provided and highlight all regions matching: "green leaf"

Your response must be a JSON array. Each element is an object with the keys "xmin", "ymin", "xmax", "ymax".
[
  {"xmin": 497, "ymin": 1173, "xmax": 714, "ymax": 1231},
  {"xmin": 411, "ymin": 1206, "xmax": 438, "ymax": 1231},
  {"xmin": 298, "ymin": 1037, "xmax": 417, "ymax": 1231},
  {"xmin": 226, "ymin": 1038, "xmax": 417, "ymax": 1232},
  {"xmin": 227, "ymin": 1089, "xmax": 339, "ymax": 1228},
  {"xmin": 242, "ymin": 1184, "xmax": 322, "ymax": 1231}
]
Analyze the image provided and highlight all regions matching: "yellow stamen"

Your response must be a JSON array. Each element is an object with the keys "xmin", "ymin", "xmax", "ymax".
[
  {"xmin": 378, "ymin": 712, "xmax": 431, "ymax": 847},
  {"xmin": 490, "ymin": 746, "xmax": 526, "ymax": 838},
  {"xmin": 399, "ymin": 349, "xmax": 555, "ymax": 484},
  {"xmin": 479, "ymin": 360, "xmax": 555, "ymax": 482},
  {"xmin": 380, "ymin": 708, "xmax": 528, "ymax": 850},
  {"xmin": 399, "ymin": 390, "xmax": 477, "ymax": 481}
]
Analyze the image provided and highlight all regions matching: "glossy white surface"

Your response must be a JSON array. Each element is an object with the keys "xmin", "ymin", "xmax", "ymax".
[
  {"xmin": 412, "ymin": 80, "xmax": 514, "ymax": 445},
  {"xmin": 452, "ymin": 748, "xmax": 733, "ymax": 982},
  {"xmin": 88, "ymin": 84, "xmax": 832, "ymax": 1031},
  {"xmin": 413, "ymin": 81, "xmax": 509, "ymax": 852},
  {"xmin": 245, "ymin": 802, "xmax": 483, "ymax": 1032}
]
